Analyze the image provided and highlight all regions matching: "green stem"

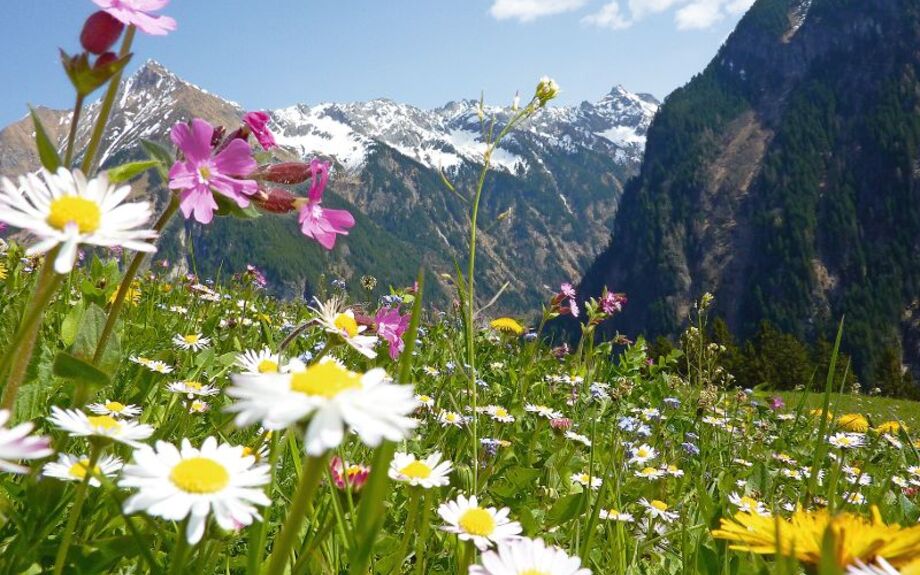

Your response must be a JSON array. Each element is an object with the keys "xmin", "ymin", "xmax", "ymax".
[
  {"xmin": 167, "ymin": 519, "xmax": 190, "ymax": 575},
  {"xmin": 413, "ymin": 490, "xmax": 430, "ymax": 575},
  {"xmin": 53, "ymin": 443, "xmax": 103, "ymax": 575},
  {"xmin": 64, "ymin": 94, "xmax": 85, "ymax": 168},
  {"xmin": 0, "ymin": 254, "xmax": 64, "ymax": 412},
  {"xmin": 94, "ymin": 195, "xmax": 179, "ymax": 365},
  {"xmin": 81, "ymin": 26, "xmax": 136, "ymax": 176},
  {"xmin": 396, "ymin": 488, "xmax": 421, "ymax": 569},
  {"xmin": 246, "ymin": 432, "xmax": 282, "ymax": 574},
  {"xmin": 263, "ymin": 453, "xmax": 330, "ymax": 575}
]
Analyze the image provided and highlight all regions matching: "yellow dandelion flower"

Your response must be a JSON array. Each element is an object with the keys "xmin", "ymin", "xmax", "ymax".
[
  {"xmin": 876, "ymin": 420, "xmax": 907, "ymax": 435},
  {"xmin": 808, "ymin": 408, "xmax": 834, "ymax": 422},
  {"xmin": 0, "ymin": 260, "xmax": 7, "ymax": 281},
  {"xmin": 490, "ymin": 317, "xmax": 524, "ymax": 336},
  {"xmin": 837, "ymin": 413, "xmax": 869, "ymax": 433},
  {"xmin": 109, "ymin": 281, "xmax": 142, "ymax": 306},
  {"xmin": 712, "ymin": 506, "xmax": 920, "ymax": 569}
]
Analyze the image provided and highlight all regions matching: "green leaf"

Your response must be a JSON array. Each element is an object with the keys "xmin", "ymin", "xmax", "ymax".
[
  {"xmin": 106, "ymin": 160, "xmax": 159, "ymax": 184},
  {"xmin": 71, "ymin": 303, "xmax": 120, "ymax": 375},
  {"xmin": 214, "ymin": 192, "xmax": 261, "ymax": 219},
  {"xmin": 60, "ymin": 301, "xmax": 86, "ymax": 347},
  {"xmin": 140, "ymin": 139, "xmax": 174, "ymax": 180},
  {"xmin": 546, "ymin": 493, "xmax": 586, "ymax": 527},
  {"xmin": 60, "ymin": 49, "xmax": 132, "ymax": 97},
  {"xmin": 52, "ymin": 351, "xmax": 111, "ymax": 388},
  {"xmin": 29, "ymin": 108, "xmax": 61, "ymax": 172}
]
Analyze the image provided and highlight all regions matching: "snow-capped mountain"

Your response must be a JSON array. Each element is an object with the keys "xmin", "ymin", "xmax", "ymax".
[{"xmin": 0, "ymin": 60, "xmax": 658, "ymax": 313}]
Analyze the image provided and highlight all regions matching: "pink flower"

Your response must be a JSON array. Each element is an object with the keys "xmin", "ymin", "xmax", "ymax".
[
  {"xmin": 375, "ymin": 306, "xmax": 410, "ymax": 360},
  {"xmin": 551, "ymin": 283, "xmax": 579, "ymax": 318},
  {"xmin": 168, "ymin": 119, "xmax": 258, "ymax": 224},
  {"xmin": 92, "ymin": 0, "xmax": 176, "ymax": 36},
  {"xmin": 330, "ymin": 456, "xmax": 370, "ymax": 492},
  {"xmin": 297, "ymin": 160, "xmax": 355, "ymax": 249},
  {"xmin": 600, "ymin": 290, "xmax": 627, "ymax": 315},
  {"xmin": 243, "ymin": 111, "xmax": 277, "ymax": 150},
  {"xmin": 769, "ymin": 396, "xmax": 785, "ymax": 411},
  {"xmin": 0, "ymin": 409, "xmax": 53, "ymax": 474}
]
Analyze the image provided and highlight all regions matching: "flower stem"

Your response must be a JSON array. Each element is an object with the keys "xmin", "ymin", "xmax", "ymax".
[
  {"xmin": 396, "ymin": 487, "xmax": 421, "ymax": 569},
  {"xmin": 0, "ymin": 252, "xmax": 64, "ymax": 412},
  {"xmin": 263, "ymin": 452, "xmax": 330, "ymax": 575},
  {"xmin": 53, "ymin": 443, "xmax": 103, "ymax": 575},
  {"xmin": 413, "ymin": 490, "xmax": 430, "ymax": 575},
  {"xmin": 246, "ymin": 431, "xmax": 282, "ymax": 574},
  {"xmin": 167, "ymin": 518, "xmax": 190, "ymax": 575},
  {"xmin": 80, "ymin": 25, "xmax": 136, "ymax": 176},
  {"xmin": 64, "ymin": 93, "xmax": 85, "ymax": 168},
  {"xmin": 93, "ymin": 195, "xmax": 179, "ymax": 366}
]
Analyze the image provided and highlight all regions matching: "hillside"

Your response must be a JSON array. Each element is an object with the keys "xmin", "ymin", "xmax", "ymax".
[
  {"xmin": 579, "ymin": 0, "xmax": 920, "ymax": 390},
  {"xmin": 0, "ymin": 61, "xmax": 658, "ymax": 312}
]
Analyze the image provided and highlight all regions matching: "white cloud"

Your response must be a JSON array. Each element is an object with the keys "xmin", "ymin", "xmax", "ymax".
[
  {"xmin": 724, "ymin": 0, "xmax": 755, "ymax": 15},
  {"xmin": 628, "ymin": 0, "xmax": 685, "ymax": 19},
  {"xmin": 582, "ymin": 2, "xmax": 632, "ymax": 29},
  {"xmin": 489, "ymin": 0, "xmax": 589, "ymax": 22},
  {"xmin": 675, "ymin": 0, "xmax": 724, "ymax": 29}
]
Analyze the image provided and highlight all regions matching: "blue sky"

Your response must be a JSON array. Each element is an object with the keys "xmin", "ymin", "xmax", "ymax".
[{"xmin": 0, "ymin": 1, "xmax": 751, "ymax": 126}]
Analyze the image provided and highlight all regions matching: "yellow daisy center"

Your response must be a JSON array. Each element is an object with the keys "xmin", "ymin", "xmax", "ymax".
[
  {"xmin": 257, "ymin": 358, "xmax": 279, "ymax": 373},
  {"xmin": 640, "ymin": 467, "xmax": 658, "ymax": 476},
  {"xmin": 242, "ymin": 447, "xmax": 254, "ymax": 458},
  {"xmin": 183, "ymin": 335, "xmax": 200, "ymax": 344},
  {"xmin": 400, "ymin": 460, "xmax": 432, "ymax": 479},
  {"xmin": 170, "ymin": 457, "xmax": 230, "ymax": 494},
  {"xmin": 494, "ymin": 408, "xmax": 509, "ymax": 418},
  {"xmin": 68, "ymin": 458, "xmax": 100, "ymax": 480},
  {"xmin": 87, "ymin": 415, "xmax": 121, "ymax": 431},
  {"xmin": 104, "ymin": 401, "xmax": 126, "ymax": 413},
  {"xmin": 458, "ymin": 507, "xmax": 495, "ymax": 536},
  {"xmin": 650, "ymin": 500, "xmax": 669, "ymax": 511},
  {"xmin": 185, "ymin": 381, "xmax": 203, "ymax": 390},
  {"xmin": 46, "ymin": 196, "xmax": 101, "ymax": 233},
  {"xmin": 333, "ymin": 313, "xmax": 359, "ymax": 338},
  {"xmin": 289, "ymin": 362, "xmax": 362, "ymax": 399}
]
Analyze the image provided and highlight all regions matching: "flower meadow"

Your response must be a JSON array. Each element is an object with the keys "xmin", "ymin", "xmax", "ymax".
[{"xmin": 3, "ymin": 4, "xmax": 920, "ymax": 575}]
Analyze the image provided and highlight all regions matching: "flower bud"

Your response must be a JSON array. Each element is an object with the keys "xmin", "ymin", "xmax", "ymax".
[
  {"xmin": 550, "ymin": 417, "xmax": 573, "ymax": 432},
  {"xmin": 257, "ymin": 162, "xmax": 314, "ymax": 185},
  {"xmin": 94, "ymin": 52, "xmax": 118, "ymax": 69},
  {"xmin": 254, "ymin": 188, "xmax": 297, "ymax": 214},
  {"xmin": 80, "ymin": 11, "xmax": 125, "ymax": 55},
  {"xmin": 534, "ymin": 76, "xmax": 560, "ymax": 107}
]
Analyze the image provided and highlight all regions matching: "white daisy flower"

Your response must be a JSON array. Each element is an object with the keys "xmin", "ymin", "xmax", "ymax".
[
  {"xmin": 469, "ymin": 537, "xmax": 591, "ymax": 575},
  {"xmin": 0, "ymin": 168, "xmax": 157, "ymax": 274},
  {"xmin": 438, "ymin": 410, "xmax": 468, "ymax": 428},
  {"xmin": 173, "ymin": 333, "xmax": 211, "ymax": 351},
  {"xmin": 438, "ymin": 494, "xmax": 522, "ymax": 550},
  {"xmin": 525, "ymin": 404, "xmax": 563, "ymax": 419},
  {"xmin": 388, "ymin": 451, "xmax": 452, "ymax": 488},
  {"xmin": 846, "ymin": 558, "xmax": 900, "ymax": 575},
  {"xmin": 628, "ymin": 444, "xmax": 657, "ymax": 466},
  {"xmin": 226, "ymin": 357, "xmax": 417, "ymax": 456},
  {"xmin": 236, "ymin": 348, "xmax": 284, "ymax": 374},
  {"xmin": 415, "ymin": 394, "xmax": 435, "ymax": 409},
  {"xmin": 119, "ymin": 437, "xmax": 271, "ymax": 544},
  {"xmin": 88, "ymin": 400, "xmax": 141, "ymax": 419},
  {"xmin": 663, "ymin": 464, "xmax": 684, "ymax": 477},
  {"xmin": 48, "ymin": 407, "xmax": 153, "ymax": 447},
  {"xmin": 599, "ymin": 509, "xmax": 634, "ymax": 522},
  {"xmin": 829, "ymin": 432, "xmax": 865, "ymax": 449},
  {"xmin": 571, "ymin": 472, "xmax": 603, "ymax": 490},
  {"xmin": 483, "ymin": 405, "xmax": 514, "ymax": 423},
  {"xmin": 310, "ymin": 298, "xmax": 378, "ymax": 358},
  {"xmin": 892, "ymin": 476, "xmax": 909, "ymax": 488},
  {"xmin": 0, "ymin": 409, "xmax": 53, "ymax": 473},
  {"xmin": 42, "ymin": 453, "xmax": 122, "ymax": 487},
  {"xmin": 168, "ymin": 380, "xmax": 220, "ymax": 399},
  {"xmin": 843, "ymin": 492, "xmax": 866, "ymax": 505},
  {"xmin": 639, "ymin": 498, "xmax": 679, "ymax": 523},
  {"xmin": 565, "ymin": 431, "xmax": 592, "ymax": 447},
  {"xmin": 188, "ymin": 400, "xmax": 210, "ymax": 414},
  {"xmin": 728, "ymin": 492, "xmax": 770, "ymax": 517},
  {"xmin": 146, "ymin": 360, "xmax": 174, "ymax": 374},
  {"xmin": 635, "ymin": 466, "xmax": 665, "ymax": 480}
]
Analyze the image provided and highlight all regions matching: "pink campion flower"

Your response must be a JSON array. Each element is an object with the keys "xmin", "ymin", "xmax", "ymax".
[
  {"xmin": 242, "ymin": 112, "xmax": 277, "ymax": 150},
  {"xmin": 92, "ymin": 0, "xmax": 177, "ymax": 36},
  {"xmin": 168, "ymin": 118, "xmax": 258, "ymax": 224},
  {"xmin": 0, "ymin": 409, "xmax": 53, "ymax": 474},
  {"xmin": 375, "ymin": 306, "xmax": 410, "ymax": 360},
  {"xmin": 560, "ymin": 283, "xmax": 576, "ymax": 299},
  {"xmin": 551, "ymin": 282, "xmax": 579, "ymax": 317},
  {"xmin": 769, "ymin": 396, "xmax": 785, "ymax": 411},
  {"xmin": 297, "ymin": 159, "xmax": 355, "ymax": 249},
  {"xmin": 600, "ymin": 290, "xmax": 627, "ymax": 315}
]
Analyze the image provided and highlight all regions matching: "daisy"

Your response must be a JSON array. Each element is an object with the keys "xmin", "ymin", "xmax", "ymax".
[
  {"xmin": 226, "ymin": 357, "xmax": 417, "ymax": 456},
  {"xmin": 829, "ymin": 432, "xmax": 865, "ymax": 449},
  {"xmin": 49, "ymin": 407, "xmax": 153, "ymax": 447},
  {"xmin": 0, "ymin": 409, "xmax": 53, "ymax": 473},
  {"xmin": 173, "ymin": 333, "xmax": 211, "ymax": 351},
  {"xmin": 119, "ymin": 437, "xmax": 271, "ymax": 544},
  {"xmin": 415, "ymin": 394, "xmax": 435, "ymax": 409},
  {"xmin": 599, "ymin": 509, "xmax": 635, "ymax": 522},
  {"xmin": 635, "ymin": 466, "xmax": 665, "ymax": 480},
  {"xmin": 310, "ymin": 298, "xmax": 378, "ymax": 358},
  {"xmin": 469, "ymin": 537, "xmax": 591, "ymax": 575},
  {"xmin": 438, "ymin": 410, "xmax": 468, "ymax": 428},
  {"xmin": 639, "ymin": 498, "xmax": 679, "ymax": 523},
  {"xmin": 565, "ymin": 431, "xmax": 592, "ymax": 447},
  {"xmin": 438, "ymin": 494, "xmax": 522, "ymax": 550},
  {"xmin": 168, "ymin": 380, "xmax": 220, "ymax": 399},
  {"xmin": 843, "ymin": 492, "xmax": 866, "ymax": 505},
  {"xmin": 145, "ymin": 360, "xmax": 174, "ymax": 374},
  {"xmin": 188, "ymin": 400, "xmax": 210, "ymax": 414},
  {"xmin": 0, "ymin": 168, "xmax": 157, "ymax": 274},
  {"xmin": 88, "ymin": 400, "xmax": 141, "ymax": 418},
  {"xmin": 42, "ymin": 453, "xmax": 122, "ymax": 487},
  {"xmin": 628, "ymin": 444, "xmax": 657, "ymax": 466},
  {"xmin": 664, "ymin": 464, "xmax": 684, "ymax": 477},
  {"xmin": 236, "ymin": 348, "xmax": 283, "ymax": 374},
  {"xmin": 388, "ymin": 451, "xmax": 452, "ymax": 488},
  {"xmin": 728, "ymin": 492, "xmax": 770, "ymax": 517},
  {"xmin": 571, "ymin": 472, "xmax": 603, "ymax": 490},
  {"xmin": 484, "ymin": 405, "xmax": 515, "ymax": 423},
  {"xmin": 525, "ymin": 404, "xmax": 563, "ymax": 420}
]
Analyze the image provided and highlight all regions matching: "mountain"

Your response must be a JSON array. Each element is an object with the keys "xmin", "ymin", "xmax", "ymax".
[
  {"xmin": 0, "ymin": 61, "xmax": 658, "ymax": 312},
  {"xmin": 579, "ymin": 0, "xmax": 920, "ymax": 387}
]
